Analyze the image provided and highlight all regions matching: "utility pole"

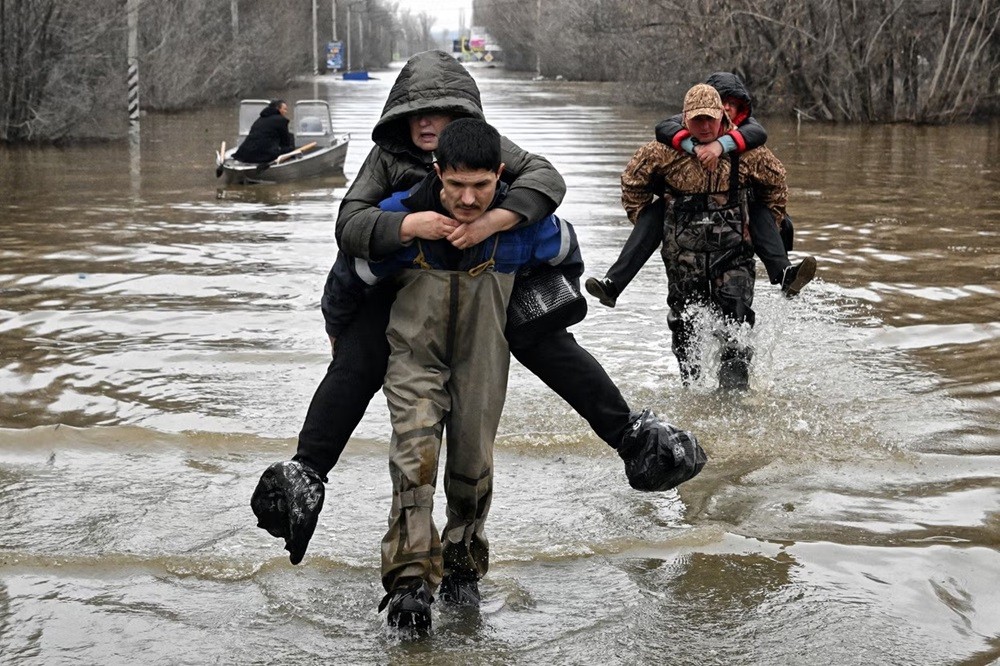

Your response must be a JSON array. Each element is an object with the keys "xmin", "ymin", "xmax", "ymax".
[
  {"xmin": 126, "ymin": 0, "xmax": 139, "ymax": 141},
  {"xmin": 534, "ymin": 0, "xmax": 541, "ymax": 77},
  {"xmin": 346, "ymin": 5, "xmax": 352, "ymax": 71},
  {"xmin": 231, "ymin": 0, "xmax": 239, "ymax": 37},
  {"xmin": 126, "ymin": 0, "xmax": 140, "ymax": 195},
  {"xmin": 357, "ymin": 8, "xmax": 364, "ymax": 70},
  {"xmin": 332, "ymin": 0, "xmax": 338, "ymax": 41},
  {"xmin": 312, "ymin": 0, "xmax": 319, "ymax": 75}
]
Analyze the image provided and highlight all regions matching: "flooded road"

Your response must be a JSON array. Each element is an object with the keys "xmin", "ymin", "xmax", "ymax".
[{"xmin": 1, "ymin": 64, "xmax": 999, "ymax": 665}]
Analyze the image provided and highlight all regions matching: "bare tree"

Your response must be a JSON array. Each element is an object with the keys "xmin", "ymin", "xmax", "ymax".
[
  {"xmin": 679, "ymin": 0, "xmax": 1000, "ymax": 121},
  {"xmin": 1, "ymin": 0, "xmax": 124, "ymax": 141},
  {"xmin": 0, "ymin": 0, "xmax": 401, "ymax": 142},
  {"xmin": 4, "ymin": 0, "xmax": 997, "ymax": 141},
  {"xmin": 390, "ymin": 7, "xmax": 438, "ymax": 56},
  {"xmin": 478, "ymin": 0, "xmax": 1000, "ymax": 122},
  {"xmin": 417, "ymin": 11, "xmax": 437, "ymax": 52}
]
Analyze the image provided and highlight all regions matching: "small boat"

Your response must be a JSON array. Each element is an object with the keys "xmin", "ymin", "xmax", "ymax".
[{"xmin": 216, "ymin": 99, "xmax": 350, "ymax": 186}]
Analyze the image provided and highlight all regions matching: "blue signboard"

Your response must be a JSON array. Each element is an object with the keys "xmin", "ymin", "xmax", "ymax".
[{"xmin": 326, "ymin": 41, "xmax": 343, "ymax": 71}]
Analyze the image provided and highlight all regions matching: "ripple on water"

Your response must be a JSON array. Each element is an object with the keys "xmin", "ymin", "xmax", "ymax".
[{"xmin": 3, "ymin": 69, "xmax": 1000, "ymax": 665}]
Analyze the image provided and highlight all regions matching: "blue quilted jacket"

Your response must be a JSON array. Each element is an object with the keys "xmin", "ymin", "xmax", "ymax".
[{"xmin": 321, "ymin": 174, "xmax": 583, "ymax": 336}]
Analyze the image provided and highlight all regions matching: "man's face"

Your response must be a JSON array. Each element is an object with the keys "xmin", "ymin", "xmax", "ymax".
[
  {"xmin": 435, "ymin": 164, "xmax": 503, "ymax": 224},
  {"xmin": 409, "ymin": 113, "xmax": 452, "ymax": 152},
  {"xmin": 686, "ymin": 114, "xmax": 722, "ymax": 143},
  {"xmin": 278, "ymin": 102, "xmax": 289, "ymax": 117}
]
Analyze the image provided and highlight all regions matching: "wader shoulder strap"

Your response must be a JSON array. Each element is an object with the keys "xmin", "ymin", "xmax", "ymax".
[
  {"xmin": 467, "ymin": 235, "xmax": 500, "ymax": 276},
  {"xmin": 412, "ymin": 240, "xmax": 433, "ymax": 270},
  {"xmin": 727, "ymin": 152, "xmax": 741, "ymax": 202},
  {"xmin": 663, "ymin": 151, "xmax": 741, "ymax": 201}
]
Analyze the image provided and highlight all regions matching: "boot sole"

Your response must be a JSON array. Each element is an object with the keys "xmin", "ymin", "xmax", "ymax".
[{"xmin": 784, "ymin": 256, "xmax": 817, "ymax": 297}]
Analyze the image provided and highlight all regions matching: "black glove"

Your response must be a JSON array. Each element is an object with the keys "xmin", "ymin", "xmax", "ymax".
[
  {"xmin": 618, "ymin": 409, "xmax": 707, "ymax": 492},
  {"xmin": 250, "ymin": 461, "xmax": 326, "ymax": 565}
]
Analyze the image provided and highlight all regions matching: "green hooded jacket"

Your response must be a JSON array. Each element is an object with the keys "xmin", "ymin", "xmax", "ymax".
[{"xmin": 335, "ymin": 50, "xmax": 566, "ymax": 260}]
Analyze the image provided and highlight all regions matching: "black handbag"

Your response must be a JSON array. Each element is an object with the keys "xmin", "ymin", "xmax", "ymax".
[{"xmin": 505, "ymin": 265, "xmax": 587, "ymax": 346}]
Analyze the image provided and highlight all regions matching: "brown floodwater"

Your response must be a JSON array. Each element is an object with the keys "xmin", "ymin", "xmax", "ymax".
[{"xmin": 1, "ymin": 64, "xmax": 999, "ymax": 665}]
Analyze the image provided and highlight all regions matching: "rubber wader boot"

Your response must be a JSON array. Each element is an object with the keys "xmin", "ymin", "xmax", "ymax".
[
  {"xmin": 718, "ymin": 347, "xmax": 752, "ymax": 391},
  {"xmin": 439, "ymin": 574, "xmax": 481, "ymax": 607},
  {"xmin": 379, "ymin": 578, "xmax": 434, "ymax": 632}
]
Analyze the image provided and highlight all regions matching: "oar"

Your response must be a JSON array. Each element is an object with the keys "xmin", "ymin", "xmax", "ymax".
[
  {"xmin": 275, "ymin": 141, "xmax": 318, "ymax": 164},
  {"xmin": 215, "ymin": 140, "xmax": 226, "ymax": 178},
  {"xmin": 254, "ymin": 142, "xmax": 318, "ymax": 174}
]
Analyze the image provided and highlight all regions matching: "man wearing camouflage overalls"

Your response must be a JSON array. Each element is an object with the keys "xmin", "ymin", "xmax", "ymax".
[{"xmin": 620, "ymin": 83, "xmax": 788, "ymax": 389}]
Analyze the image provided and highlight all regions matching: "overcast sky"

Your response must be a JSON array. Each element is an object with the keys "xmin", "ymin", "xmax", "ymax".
[{"xmin": 400, "ymin": 0, "xmax": 474, "ymax": 31}]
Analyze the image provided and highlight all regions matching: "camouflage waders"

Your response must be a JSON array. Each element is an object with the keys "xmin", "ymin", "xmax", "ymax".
[
  {"xmin": 661, "ymin": 155, "xmax": 756, "ymax": 386},
  {"xmin": 380, "ymin": 268, "xmax": 514, "ymax": 593}
]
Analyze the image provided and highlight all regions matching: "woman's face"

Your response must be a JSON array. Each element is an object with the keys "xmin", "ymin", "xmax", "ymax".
[
  {"xmin": 408, "ymin": 113, "xmax": 452, "ymax": 152},
  {"xmin": 722, "ymin": 97, "xmax": 746, "ymax": 122}
]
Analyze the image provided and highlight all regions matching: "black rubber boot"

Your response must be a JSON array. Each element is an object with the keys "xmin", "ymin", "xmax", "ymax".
[
  {"xmin": 379, "ymin": 578, "xmax": 434, "ymax": 632},
  {"xmin": 584, "ymin": 277, "xmax": 619, "ymax": 308},
  {"xmin": 781, "ymin": 256, "xmax": 817, "ymax": 297},
  {"xmin": 718, "ymin": 347, "xmax": 752, "ymax": 391},
  {"xmin": 250, "ymin": 460, "xmax": 326, "ymax": 565},
  {"xmin": 439, "ymin": 574, "xmax": 481, "ymax": 608},
  {"xmin": 668, "ymin": 308, "xmax": 699, "ymax": 385}
]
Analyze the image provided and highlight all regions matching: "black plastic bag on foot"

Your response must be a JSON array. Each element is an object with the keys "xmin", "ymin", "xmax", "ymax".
[
  {"xmin": 250, "ymin": 461, "xmax": 325, "ymax": 565},
  {"xmin": 617, "ymin": 409, "xmax": 707, "ymax": 491}
]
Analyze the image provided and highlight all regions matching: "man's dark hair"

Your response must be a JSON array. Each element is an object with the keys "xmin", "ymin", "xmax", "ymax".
[{"xmin": 435, "ymin": 118, "xmax": 501, "ymax": 172}]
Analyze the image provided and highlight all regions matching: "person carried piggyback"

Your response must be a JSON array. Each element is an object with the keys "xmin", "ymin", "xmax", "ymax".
[
  {"xmin": 586, "ymin": 72, "xmax": 816, "ymax": 308},
  {"xmin": 340, "ymin": 118, "xmax": 581, "ymax": 632}
]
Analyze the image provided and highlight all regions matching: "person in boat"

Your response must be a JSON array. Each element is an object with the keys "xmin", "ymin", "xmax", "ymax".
[
  {"xmin": 619, "ymin": 83, "xmax": 789, "ymax": 390},
  {"xmin": 231, "ymin": 99, "xmax": 295, "ymax": 164},
  {"xmin": 586, "ymin": 72, "xmax": 816, "ymax": 308},
  {"xmin": 250, "ymin": 50, "xmax": 704, "ymax": 578}
]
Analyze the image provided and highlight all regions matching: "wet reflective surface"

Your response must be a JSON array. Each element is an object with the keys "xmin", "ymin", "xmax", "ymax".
[{"xmin": 2, "ymin": 65, "xmax": 999, "ymax": 664}]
